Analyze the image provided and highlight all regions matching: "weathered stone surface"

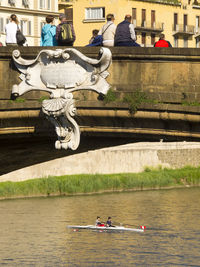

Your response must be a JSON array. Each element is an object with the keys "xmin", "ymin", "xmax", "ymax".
[{"xmin": 1, "ymin": 47, "xmax": 200, "ymax": 143}]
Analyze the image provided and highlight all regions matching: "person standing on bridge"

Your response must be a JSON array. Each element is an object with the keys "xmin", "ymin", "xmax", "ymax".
[
  {"xmin": 56, "ymin": 13, "xmax": 76, "ymax": 46},
  {"xmin": 5, "ymin": 14, "xmax": 19, "ymax": 46},
  {"xmin": 40, "ymin": 15, "xmax": 57, "ymax": 46}
]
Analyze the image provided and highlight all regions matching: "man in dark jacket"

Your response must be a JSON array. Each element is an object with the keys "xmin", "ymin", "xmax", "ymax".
[
  {"xmin": 154, "ymin": 34, "xmax": 172, "ymax": 47},
  {"xmin": 56, "ymin": 13, "xmax": 76, "ymax": 46},
  {"xmin": 114, "ymin": 15, "xmax": 140, "ymax": 47}
]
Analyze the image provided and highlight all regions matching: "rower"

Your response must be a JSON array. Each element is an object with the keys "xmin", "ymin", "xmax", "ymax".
[
  {"xmin": 95, "ymin": 216, "xmax": 104, "ymax": 226},
  {"xmin": 106, "ymin": 216, "xmax": 115, "ymax": 227}
]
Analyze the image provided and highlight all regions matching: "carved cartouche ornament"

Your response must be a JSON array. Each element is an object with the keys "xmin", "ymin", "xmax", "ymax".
[{"xmin": 11, "ymin": 48, "xmax": 112, "ymax": 150}]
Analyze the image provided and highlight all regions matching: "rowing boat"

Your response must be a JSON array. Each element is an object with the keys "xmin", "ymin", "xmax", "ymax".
[{"xmin": 67, "ymin": 225, "xmax": 145, "ymax": 232}]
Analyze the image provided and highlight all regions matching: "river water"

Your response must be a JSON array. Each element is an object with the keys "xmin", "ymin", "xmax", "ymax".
[{"xmin": 0, "ymin": 187, "xmax": 200, "ymax": 266}]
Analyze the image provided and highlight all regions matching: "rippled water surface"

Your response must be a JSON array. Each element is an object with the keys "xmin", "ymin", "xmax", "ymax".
[{"xmin": 0, "ymin": 187, "xmax": 200, "ymax": 266}]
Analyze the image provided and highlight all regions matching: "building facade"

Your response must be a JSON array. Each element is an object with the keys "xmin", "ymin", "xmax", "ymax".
[
  {"xmin": 0, "ymin": 0, "xmax": 59, "ymax": 46},
  {"xmin": 59, "ymin": 0, "xmax": 200, "ymax": 48},
  {"xmin": 1, "ymin": 0, "xmax": 200, "ymax": 47}
]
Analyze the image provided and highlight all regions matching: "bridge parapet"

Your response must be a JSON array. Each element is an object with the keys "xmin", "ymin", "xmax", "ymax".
[{"xmin": 1, "ymin": 46, "xmax": 200, "ymax": 141}]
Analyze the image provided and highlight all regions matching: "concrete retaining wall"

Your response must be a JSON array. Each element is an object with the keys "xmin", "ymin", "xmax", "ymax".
[{"xmin": 1, "ymin": 141, "xmax": 200, "ymax": 182}]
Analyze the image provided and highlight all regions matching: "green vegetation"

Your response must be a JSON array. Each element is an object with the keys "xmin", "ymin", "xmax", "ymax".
[
  {"xmin": 181, "ymin": 101, "xmax": 200, "ymax": 107},
  {"xmin": 9, "ymin": 97, "xmax": 26, "ymax": 103},
  {"xmin": 123, "ymin": 90, "xmax": 148, "ymax": 114},
  {"xmin": 103, "ymin": 89, "xmax": 150, "ymax": 114},
  {"xmin": 0, "ymin": 166, "xmax": 200, "ymax": 200},
  {"xmin": 103, "ymin": 88, "xmax": 118, "ymax": 104},
  {"xmin": 38, "ymin": 96, "xmax": 49, "ymax": 103}
]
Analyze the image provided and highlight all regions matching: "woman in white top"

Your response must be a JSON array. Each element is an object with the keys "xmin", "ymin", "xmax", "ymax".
[{"xmin": 5, "ymin": 14, "xmax": 19, "ymax": 46}]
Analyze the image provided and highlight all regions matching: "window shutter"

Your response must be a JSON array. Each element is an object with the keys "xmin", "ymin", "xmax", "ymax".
[
  {"xmin": 85, "ymin": 8, "xmax": 90, "ymax": 20},
  {"xmin": 20, "ymin": 20, "xmax": 23, "ymax": 33},
  {"xmin": 0, "ymin": 18, "xmax": 4, "ymax": 32},
  {"xmin": 22, "ymin": 0, "xmax": 30, "ymax": 7},
  {"xmin": 28, "ymin": 21, "xmax": 31, "ymax": 35},
  {"xmin": 9, "ymin": 0, "xmax": 16, "ymax": 4},
  {"xmin": 39, "ymin": 0, "xmax": 43, "ymax": 8},
  {"xmin": 47, "ymin": 0, "xmax": 50, "ymax": 10}
]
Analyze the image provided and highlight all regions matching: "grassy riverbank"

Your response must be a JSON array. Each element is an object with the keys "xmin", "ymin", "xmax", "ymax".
[{"xmin": 0, "ymin": 166, "xmax": 200, "ymax": 199}]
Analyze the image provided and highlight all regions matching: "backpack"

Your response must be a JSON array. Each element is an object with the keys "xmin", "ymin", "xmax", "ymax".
[
  {"xmin": 58, "ymin": 23, "xmax": 74, "ymax": 44},
  {"xmin": 16, "ymin": 26, "xmax": 26, "ymax": 46}
]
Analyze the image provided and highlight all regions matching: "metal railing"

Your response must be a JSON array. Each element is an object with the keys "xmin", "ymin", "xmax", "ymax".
[
  {"xmin": 172, "ymin": 24, "xmax": 194, "ymax": 34},
  {"xmin": 194, "ymin": 27, "xmax": 200, "ymax": 35},
  {"xmin": 133, "ymin": 20, "xmax": 164, "ymax": 31}
]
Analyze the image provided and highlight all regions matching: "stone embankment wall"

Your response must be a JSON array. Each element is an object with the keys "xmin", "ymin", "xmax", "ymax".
[{"xmin": 0, "ymin": 142, "xmax": 200, "ymax": 182}]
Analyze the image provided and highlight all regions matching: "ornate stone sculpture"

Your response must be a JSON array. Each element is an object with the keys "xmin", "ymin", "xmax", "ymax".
[{"xmin": 12, "ymin": 48, "xmax": 112, "ymax": 150}]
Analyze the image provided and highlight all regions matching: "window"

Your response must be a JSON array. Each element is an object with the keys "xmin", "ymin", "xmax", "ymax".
[
  {"xmin": 0, "ymin": 18, "xmax": 4, "ymax": 33},
  {"xmin": 20, "ymin": 20, "xmax": 31, "ymax": 35},
  {"xmin": 40, "ymin": 21, "xmax": 45, "ymax": 33},
  {"xmin": 22, "ymin": 0, "xmax": 30, "ymax": 8},
  {"xmin": 65, "ymin": 8, "xmax": 73, "ymax": 23},
  {"xmin": 184, "ymin": 14, "xmax": 187, "ymax": 32},
  {"xmin": 8, "ymin": 0, "xmax": 15, "ymax": 5},
  {"xmin": 174, "ymin": 13, "xmax": 178, "ymax": 31},
  {"xmin": 184, "ymin": 37, "xmax": 188, "ymax": 47},
  {"xmin": 28, "ymin": 21, "xmax": 31, "ymax": 35},
  {"xmin": 141, "ymin": 9, "xmax": 146, "ymax": 27},
  {"xmin": 20, "ymin": 20, "xmax": 27, "ymax": 35},
  {"xmin": 174, "ymin": 36, "xmax": 178, "ymax": 47},
  {"xmin": 85, "ymin": 7, "xmax": 105, "ymax": 20},
  {"xmin": 196, "ymin": 37, "xmax": 200, "ymax": 48},
  {"xmin": 151, "ymin": 33, "xmax": 155, "ymax": 46},
  {"xmin": 196, "ymin": 16, "xmax": 200, "ymax": 32},
  {"xmin": 142, "ymin": 32, "xmax": 146, "ymax": 46},
  {"xmin": 40, "ymin": 0, "xmax": 44, "ymax": 8},
  {"xmin": 151, "ymin": 10, "xmax": 155, "ymax": 28},
  {"xmin": 39, "ymin": 0, "xmax": 50, "ymax": 10},
  {"xmin": 48, "ymin": 0, "xmax": 50, "ymax": 9},
  {"xmin": 132, "ymin": 8, "xmax": 136, "ymax": 26}
]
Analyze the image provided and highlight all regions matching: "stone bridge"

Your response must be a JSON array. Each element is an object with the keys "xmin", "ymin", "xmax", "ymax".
[{"xmin": 1, "ymin": 46, "xmax": 200, "ymax": 176}]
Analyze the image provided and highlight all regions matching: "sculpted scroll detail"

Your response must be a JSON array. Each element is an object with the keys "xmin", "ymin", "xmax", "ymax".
[{"xmin": 11, "ymin": 48, "xmax": 112, "ymax": 150}]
